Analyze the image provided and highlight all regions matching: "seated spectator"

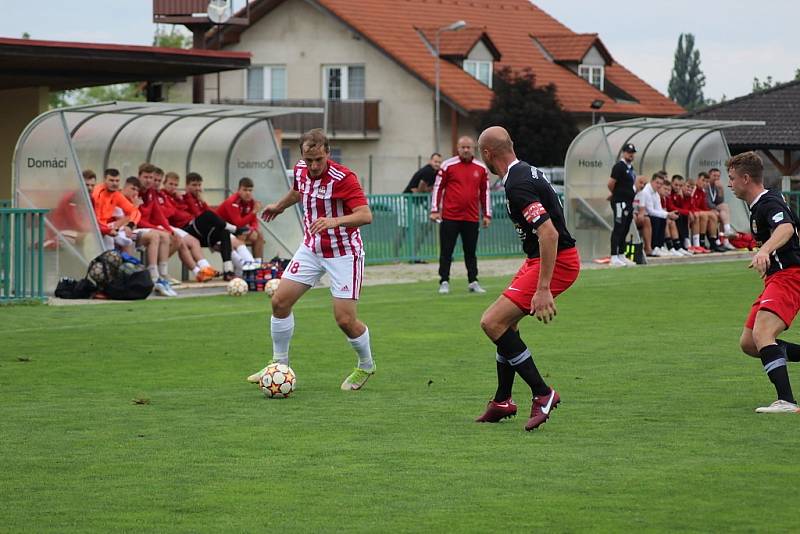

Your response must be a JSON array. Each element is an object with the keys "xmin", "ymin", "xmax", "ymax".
[
  {"xmin": 690, "ymin": 173, "xmax": 725, "ymax": 252},
  {"xmin": 632, "ymin": 175, "xmax": 652, "ymax": 256},
  {"xmin": 181, "ymin": 172, "xmax": 256, "ymax": 278},
  {"xmin": 659, "ymin": 179, "xmax": 691, "ymax": 255},
  {"xmin": 641, "ymin": 173, "xmax": 679, "ymax": 256},
  {"xmin": 667, "ymin": 175, "xmax": 697, "ymax": 253},
  {"xmin": 706, "ymin": 167, "xmax": 736, "ymax": 250},
  {"xmin": 216, "ymin": 177, "xmax": 265, "ymax": 265},
  {"xmin": 92, "ymin": 169, "xmax": 140, "ymax": 251}
]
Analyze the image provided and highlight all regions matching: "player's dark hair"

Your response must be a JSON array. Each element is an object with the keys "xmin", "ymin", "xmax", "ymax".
[
  {"xmin": 186, "ymin": 172, "xmax": 203, "ymax": 185},
  {"xmin": 82, "ymin": 169, "xmax": 96, "ymax": 180},
  {"xmin": 651, "ymin": 172, "xmax": 664, "ymax": 181},
  {"xmin": 430, "ymin": 152, "xmax": 442, "ymax": 159},
  {"xmin": 727, "ymin": 151, "xmax": 763, "ymax": 182},
  {"xmin": 104, "ymin": 168, "xmax": 120, "ymax": 178},
  {"xmin": 238, "ymin": 177, "xmax": 254, "ymax": 189},
  {"xmin": 671, "ymin": 174, "xmax": 684, "ymax": 182},
  {"xmin": 153, "ymin": 166, "xmax": 164, "ymax": 176},
  {"xmin": 709, "ymin": 167, "xmax": 721, "ymax": 174},
  {"xmin": 300, "ymin": 128, "xmax": 330, "ymax": 153},
  {"xmin": 698, "ymin": 171, "xmax": 709, "ymax": 179},
  {"xmin": 138, "ymin": 162, "xmax": 157, "ymax": 175},
  {"xmin": 125, "ymin": 176, "xmax": 142, "ymax": 189}
]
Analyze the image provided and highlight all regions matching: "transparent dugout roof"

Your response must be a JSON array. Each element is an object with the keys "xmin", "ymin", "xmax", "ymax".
[
  {"xmin": 13, "ymin": 101, "xmax": 322, "ymax": 291},
  {"xmin": 563, "ymin": 117, "xmax": 764, "ymax": 260}
]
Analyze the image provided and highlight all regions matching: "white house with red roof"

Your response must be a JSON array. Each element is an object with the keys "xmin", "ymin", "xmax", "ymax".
[{"xmin": 184, "ymin": 0, "xmax": 683, "ymax": 192}]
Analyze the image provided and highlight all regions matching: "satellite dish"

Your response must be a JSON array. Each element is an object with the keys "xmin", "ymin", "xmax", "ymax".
[{"xmin": 208, "ymin": 0, "xmax": 232, "ymax": 24}]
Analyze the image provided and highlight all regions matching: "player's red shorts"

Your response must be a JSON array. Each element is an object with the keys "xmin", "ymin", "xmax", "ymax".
[
  {"xmin": 502, "ymin": 247, "xmax": 580, "ymax": 314},
  {"xmin": 745, "ymin": 266, "xmax": 800, "ymax": 329}
]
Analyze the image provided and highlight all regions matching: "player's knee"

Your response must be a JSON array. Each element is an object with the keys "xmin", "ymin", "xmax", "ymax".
[
  {"xmin": 739, "ymin": 332, "xmax": 760, "ymax": 357},
  {"xmin": 334, "ymin": 311, "xmax": 356, "ymax": 332},
  {"xmin": 479, "ymin": 312, "xmax": 500, "ymax": 339}
]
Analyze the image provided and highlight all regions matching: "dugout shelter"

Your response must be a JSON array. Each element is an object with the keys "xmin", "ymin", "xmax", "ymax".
[
  {"xmin": 564, "ymin": 117, "xmax": 764, "ymax": 260},
  {"xmin": 13, "ymin": 101, "xmax": 322, "ymax": 291}
]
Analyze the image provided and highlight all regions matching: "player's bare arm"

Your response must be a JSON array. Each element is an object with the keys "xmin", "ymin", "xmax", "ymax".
[
  {"xmin": 261, "ymin": 190, "xmax": 301, "ymax": 222},
  {"xmin": 309, "ymin": 205, "xmax": 373, "ymax": 234},
  {"xmin": 532, "ymin": 219, "xmax": 558, "ymax": 324},
  {"xmin": 749, "ymin": 223, "xmax": 795, "ymax": 277},
  {"xmin": 607, "ymin": 177, "xmax": 616, "ymax": 193}
]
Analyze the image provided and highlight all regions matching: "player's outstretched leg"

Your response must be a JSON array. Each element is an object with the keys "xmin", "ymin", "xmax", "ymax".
[
  {"xmin": 334, "ymin": 298, "xmax": 375, "ymax": 391},
  {"xmin": 751, "ymin": 312, "xmax": 800, "ymax": 413},
  {"xmin": 247, "ymin": 278, "xmax": 309, "ymax": 383}
]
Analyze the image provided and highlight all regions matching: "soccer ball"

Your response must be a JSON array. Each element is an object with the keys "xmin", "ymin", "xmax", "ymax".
[
  {"xmin": 227, "ymin": 277, "xmax": 249, "ymax": 296},
  {"xmin": 265, "ymin": 278, "xmax": 281, "ymax": 296},
  {"xmin": 259, "ymin": 362, "xmax": 296, "ymax": 398}
]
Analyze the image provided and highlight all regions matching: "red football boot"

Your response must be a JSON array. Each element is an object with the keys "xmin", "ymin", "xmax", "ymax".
[
  {"xmin": 524, "ymin": 389, "xmax": 560, "ymax": 431},
  {"xmin": 475, "ymin": 398, "xmax": 518, "ymax": 422}
]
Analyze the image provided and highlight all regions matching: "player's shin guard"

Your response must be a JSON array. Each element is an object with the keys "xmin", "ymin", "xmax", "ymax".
[
  {"xmin": 270, "ymin": 314, "xmax": 294, "ymax": 364},
  {"xmin": 760, "ymin": 343, "xmax": 795, "ymax": 403},
  {"xmin": 494, "ymin": 328, "xmax": 549, "ymax": 397}
]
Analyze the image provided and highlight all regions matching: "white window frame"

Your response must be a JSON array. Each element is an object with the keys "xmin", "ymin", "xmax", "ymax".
[
  {"xmin": 463, "ymin": 59, "xmax": 493, "ymax": 88},
  {"xmin": 578, "ymin": 64, "xmax": 604, "ymax": 91},
  {"xmin": 322, "ymin": 65, "xmax": 365, "ymax": 101},
  {"xmin": 244, "ymin": 65, "xmax": 287, "ymax": 101}
]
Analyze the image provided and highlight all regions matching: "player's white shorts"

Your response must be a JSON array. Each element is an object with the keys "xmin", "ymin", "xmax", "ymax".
[{"xmin": 282, "ymin": 245, "xmax": 365, "ymax": 299}]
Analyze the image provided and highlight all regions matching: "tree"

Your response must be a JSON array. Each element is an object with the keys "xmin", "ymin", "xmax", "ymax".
[
  {"xmin": 476, "ymin": 67, "xmax": 578, "ymax": 166},
  {"xmin": 668, "ymin": 33, "xmax": 706, "ymax": 111},
  {"xmin": 153, "ymin": 26, "xmax": 191, "ymax": 49},
  {"xmin": 752, "ymin": 69, "xmax": 800, "ymax": 93}
]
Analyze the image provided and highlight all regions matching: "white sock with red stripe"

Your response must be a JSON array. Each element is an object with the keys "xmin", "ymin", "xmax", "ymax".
[
  {"xmin": 270, "ymin": 314, "xmax": 294, "ymax": 364},
  {"xmin": 348, "ymin": 327, "xmax": 374, "ymax": 371}
]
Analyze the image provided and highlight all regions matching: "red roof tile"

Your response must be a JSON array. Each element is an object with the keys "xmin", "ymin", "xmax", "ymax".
[
  {"xmin": 219, "ymin": 0, "xmax": 684, "ymax": 117},
  {"xmin": 533, "ymin": 34, "xmax": 601, "ymax": 63}
]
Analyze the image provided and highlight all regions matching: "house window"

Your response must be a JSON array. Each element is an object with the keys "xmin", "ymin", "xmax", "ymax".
[
  {"xmin": 579, "ymin": 65, "xmax": 604, "ymax": 91},
  {"xmin": 330, "ymin": 147, "xmax": 343, "ymax": 163},
  {"xmin": 247, "ymin": 65, "xmax": 287, "ymax": 101},
  {"xmin": 463, "ymin": 60, "xmax": 493, "ymax": 88},
  {"xmin": 323, "ymin": 65, "xmax": 365, "ymax": 100}
]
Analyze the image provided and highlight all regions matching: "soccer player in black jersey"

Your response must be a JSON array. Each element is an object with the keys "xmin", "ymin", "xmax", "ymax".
[
  {"xmin": 474, "ymin": 126, "xmax": 581, "ymax": 431},
  {"xmin": 729, "ymin": 152, "xmax": 800, "ymax": 414}
]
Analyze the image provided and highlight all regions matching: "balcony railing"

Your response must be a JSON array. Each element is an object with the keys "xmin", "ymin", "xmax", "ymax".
[{"xmin": 219, "ymin": 99, "xmax": 380, "ymax": 137}]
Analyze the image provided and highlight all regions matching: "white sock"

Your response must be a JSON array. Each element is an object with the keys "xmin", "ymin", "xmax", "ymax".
[
  {"xmin": 235, "ymin": 245, "xmax": 254, "ymax": 263},
  {"xmin": 158, "ymin": 262, "xmax": 169, "ymax": 277},
  {"xmin": 692, "ymin": 234, "xmax": 700, "ymax": 247},
  {"xmin": 724, "ymin": 223, "xmax": 732, "ymax": 234},
  {"xmin": 223, "ymin": 260, "xmax": 234, "ymax": 273},
  {"xmin": 197, "ymin": 258, "xmax": 210, "ymax": 269},
  {"xmin": 231, "ymin": 250, "xmax": 243, "ymax": 275},
  {"xmin": 225, "ymin": 222, "xmax": 237, "ymax": 233},
  {"xmin": 192, "ymin": 265, "xmax": 201, "ymax": 275},
  {"xmin": 348, "ymin": 327, "xmax": 374, "ymax": 370},
  {"xmin": 683, "ymin": 237, "xmax": 691, "ymax": 249},
  {"xmin": 271, "ymin": 314, "xmax": 294, "ymax": 364},
  {"xmin": 148, "ymin": 265, "xmax": 158, "ymax": 282}
]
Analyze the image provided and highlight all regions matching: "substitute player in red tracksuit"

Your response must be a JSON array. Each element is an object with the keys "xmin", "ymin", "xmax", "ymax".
[
  {"xmin": 216, "ymin": 178, "xmax": 265, "ymax": 264},
  {"xmin": 430, "ymin": 136, "xmax": 491, "ymax": 295},
  {"xmin": 729, "ymin": 151, "xmax": 800, "ymax": 414},
  {"xmin": 246, "ymin": 128, "xmax": 376, "ymax": 392},
  {"xmin": 475, "ymin": 126, "xmax": 580, "ymax": 431}
]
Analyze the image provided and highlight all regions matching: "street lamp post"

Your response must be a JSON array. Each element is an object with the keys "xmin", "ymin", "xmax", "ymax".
[{"xmin": 434, "ymin": 20, "xmax": 467, "ymax": 153}]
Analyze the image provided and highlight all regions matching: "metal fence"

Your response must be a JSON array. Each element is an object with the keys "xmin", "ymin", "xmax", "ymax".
[
  {"xmin": 0, "ymin": 203, "xmax": 49, "ymax": 301},
  {"xmin": 361, "ymin": 192, "xmax": 522, "ymax": 264}
]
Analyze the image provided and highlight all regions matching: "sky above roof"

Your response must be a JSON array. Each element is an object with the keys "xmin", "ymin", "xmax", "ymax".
[{"xmin": 2, "ymin": 0, "xmax": 798, "ymax": 102}]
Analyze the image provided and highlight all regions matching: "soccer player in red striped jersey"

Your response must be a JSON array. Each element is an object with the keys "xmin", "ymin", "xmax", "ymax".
[{"xmin": 246, "ymin": 129, "xmax": 376, "ymax": 391}]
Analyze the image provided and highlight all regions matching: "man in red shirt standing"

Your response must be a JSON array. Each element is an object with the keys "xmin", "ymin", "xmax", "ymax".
[
  {"xmin": 216, "ymin": 177, "xmax": 265, "ymax": 265},
  {"xmin": 246, "ymin": 129, "xmax": 376, "ymax": 392},
  {"xmin": 430, "ymin": 136, "xmax": 492, "ymax": 295}
]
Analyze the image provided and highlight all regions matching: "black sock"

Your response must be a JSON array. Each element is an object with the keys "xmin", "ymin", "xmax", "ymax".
[
  {"xmin": 760, "ymin": 344, "xmax": 795, "ymax": 403},
  {"xmin": 672, "ymin": 239, "xmax": 682, "ymax": 250},
  {"xmin": 777, "ymin": 339, "xmax": 800, "ymax": 362},
  {"xmin": 493, "ymin": 328, "xmax": 549, "ymax": 397},
  {"xmin": 494, "ymin": 357, "xmax": 515, "ymax": 402},
  {"xmin": 665, "ymin": 240, "xmax": 674, "ymax": 250}
]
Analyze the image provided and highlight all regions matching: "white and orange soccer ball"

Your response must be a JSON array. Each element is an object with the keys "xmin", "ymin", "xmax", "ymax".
[
  {"xmin": 259, "ymin": 362, "xmax": 296, "ymax": 398},
  {"xmin": 226, "ymin": 277, "xmax": 249, "ymax": 296},
  {"xmin": 265, "ymin": 278, "xmax": 281, "ymax": 296}
]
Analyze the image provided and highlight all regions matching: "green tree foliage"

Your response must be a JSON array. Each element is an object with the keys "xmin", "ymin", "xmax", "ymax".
[
  {"xmin": 752, "ymin": 69, "xmax": 800, "ymax": 93},
  {"xmin": 153, "ymin": 26, "xmax": 191, "ymax": 49},
  {"xmin": 477, "ymin": 67, "xmax": 578, "ymax": 166},
  {"xmin": 668, "ymin": 33, "xmax": 706, "ymax": 111}
]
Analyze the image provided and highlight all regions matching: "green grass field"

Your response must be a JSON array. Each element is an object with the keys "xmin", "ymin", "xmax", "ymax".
[{"xmin": 2, "ymin": 262, "xmax": 799, "ymax": 532}]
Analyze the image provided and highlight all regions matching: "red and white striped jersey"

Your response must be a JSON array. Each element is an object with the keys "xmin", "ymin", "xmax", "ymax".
[
  {"xmin": 431, "ymin": 156, "xmax": 491, "ymax": 223},
  {"xmin": 293, "ymin": 159, "xmax": 368, "ymax": 258}
]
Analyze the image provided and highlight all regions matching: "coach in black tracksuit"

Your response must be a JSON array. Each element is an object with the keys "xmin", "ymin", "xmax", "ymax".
[{"xmin": 607, "ymin": 143, "xmax": 637, "ymax": 262}]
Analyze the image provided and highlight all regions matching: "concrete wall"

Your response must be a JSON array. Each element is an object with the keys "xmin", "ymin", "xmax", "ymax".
[
  {"xmin": 207, "ymin": 0, "xmax": 480, "ymax": 193},
  {"xmin": 0, "ymin": 87, "xmax": 48, "ymax": 199}
]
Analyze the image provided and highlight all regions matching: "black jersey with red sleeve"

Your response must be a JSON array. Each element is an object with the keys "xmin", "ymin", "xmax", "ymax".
[
  {"xmin": 504, "ymin": 160, "xmax": 575, "ymax": 259},
  {"xmin": 750, "ymin": 190, "xmax": 800, "ymax": 276}
]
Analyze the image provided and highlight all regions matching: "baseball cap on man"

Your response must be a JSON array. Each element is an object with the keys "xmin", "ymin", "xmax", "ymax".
[{"xmin": 622, "ymin": 143, "xmax": 637, "ymax": 153}]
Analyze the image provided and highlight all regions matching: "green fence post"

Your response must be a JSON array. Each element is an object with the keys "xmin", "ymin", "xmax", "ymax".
[
  {"xmin": 1, "ymin": 211, "xmax": 9, "ymax": 299},
  {"xmin": 37, "ymin": 213, "xmax": 45, "ymax": 299},
  {"xmin": 406, "ymin": 194, "xmax": 415, "ymax": 262}
]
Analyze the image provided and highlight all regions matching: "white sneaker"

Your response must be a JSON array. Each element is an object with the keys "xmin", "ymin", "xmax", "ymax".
[
  {"xmin": 678, "ymin": 248, "xmax": 693, "ymax": 256},
  {"xmin": 622, "ymin": 256, "xmax": 637, "ymax": 266},
  {"xmin": 468, "ymin": 281, "xmax": 486, "ymax": 293},
  {"xmin": 755, "ymin": 400, "xmax": 800, "ymax": 413},
  {"xmin": 246, "ymin": 359, "xmax": 282, "ymax": 383},
  {"xmin": 438, "ymin": 281, "xmax": 450, "ymax": 294},
  {"xmin": 723, "ymin": 241, "xmax": 737, "ymax": 251},
  {"xmin": 669, "ymin": 248, "xmax": 682, "ymax": 257},
  {"xmin": 609, "ymin": 255, "xmax": 627, "ymax": 267},
  {"xmin": 651, "ymin": 247, "xmax": 664, "ymax": 257}
]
